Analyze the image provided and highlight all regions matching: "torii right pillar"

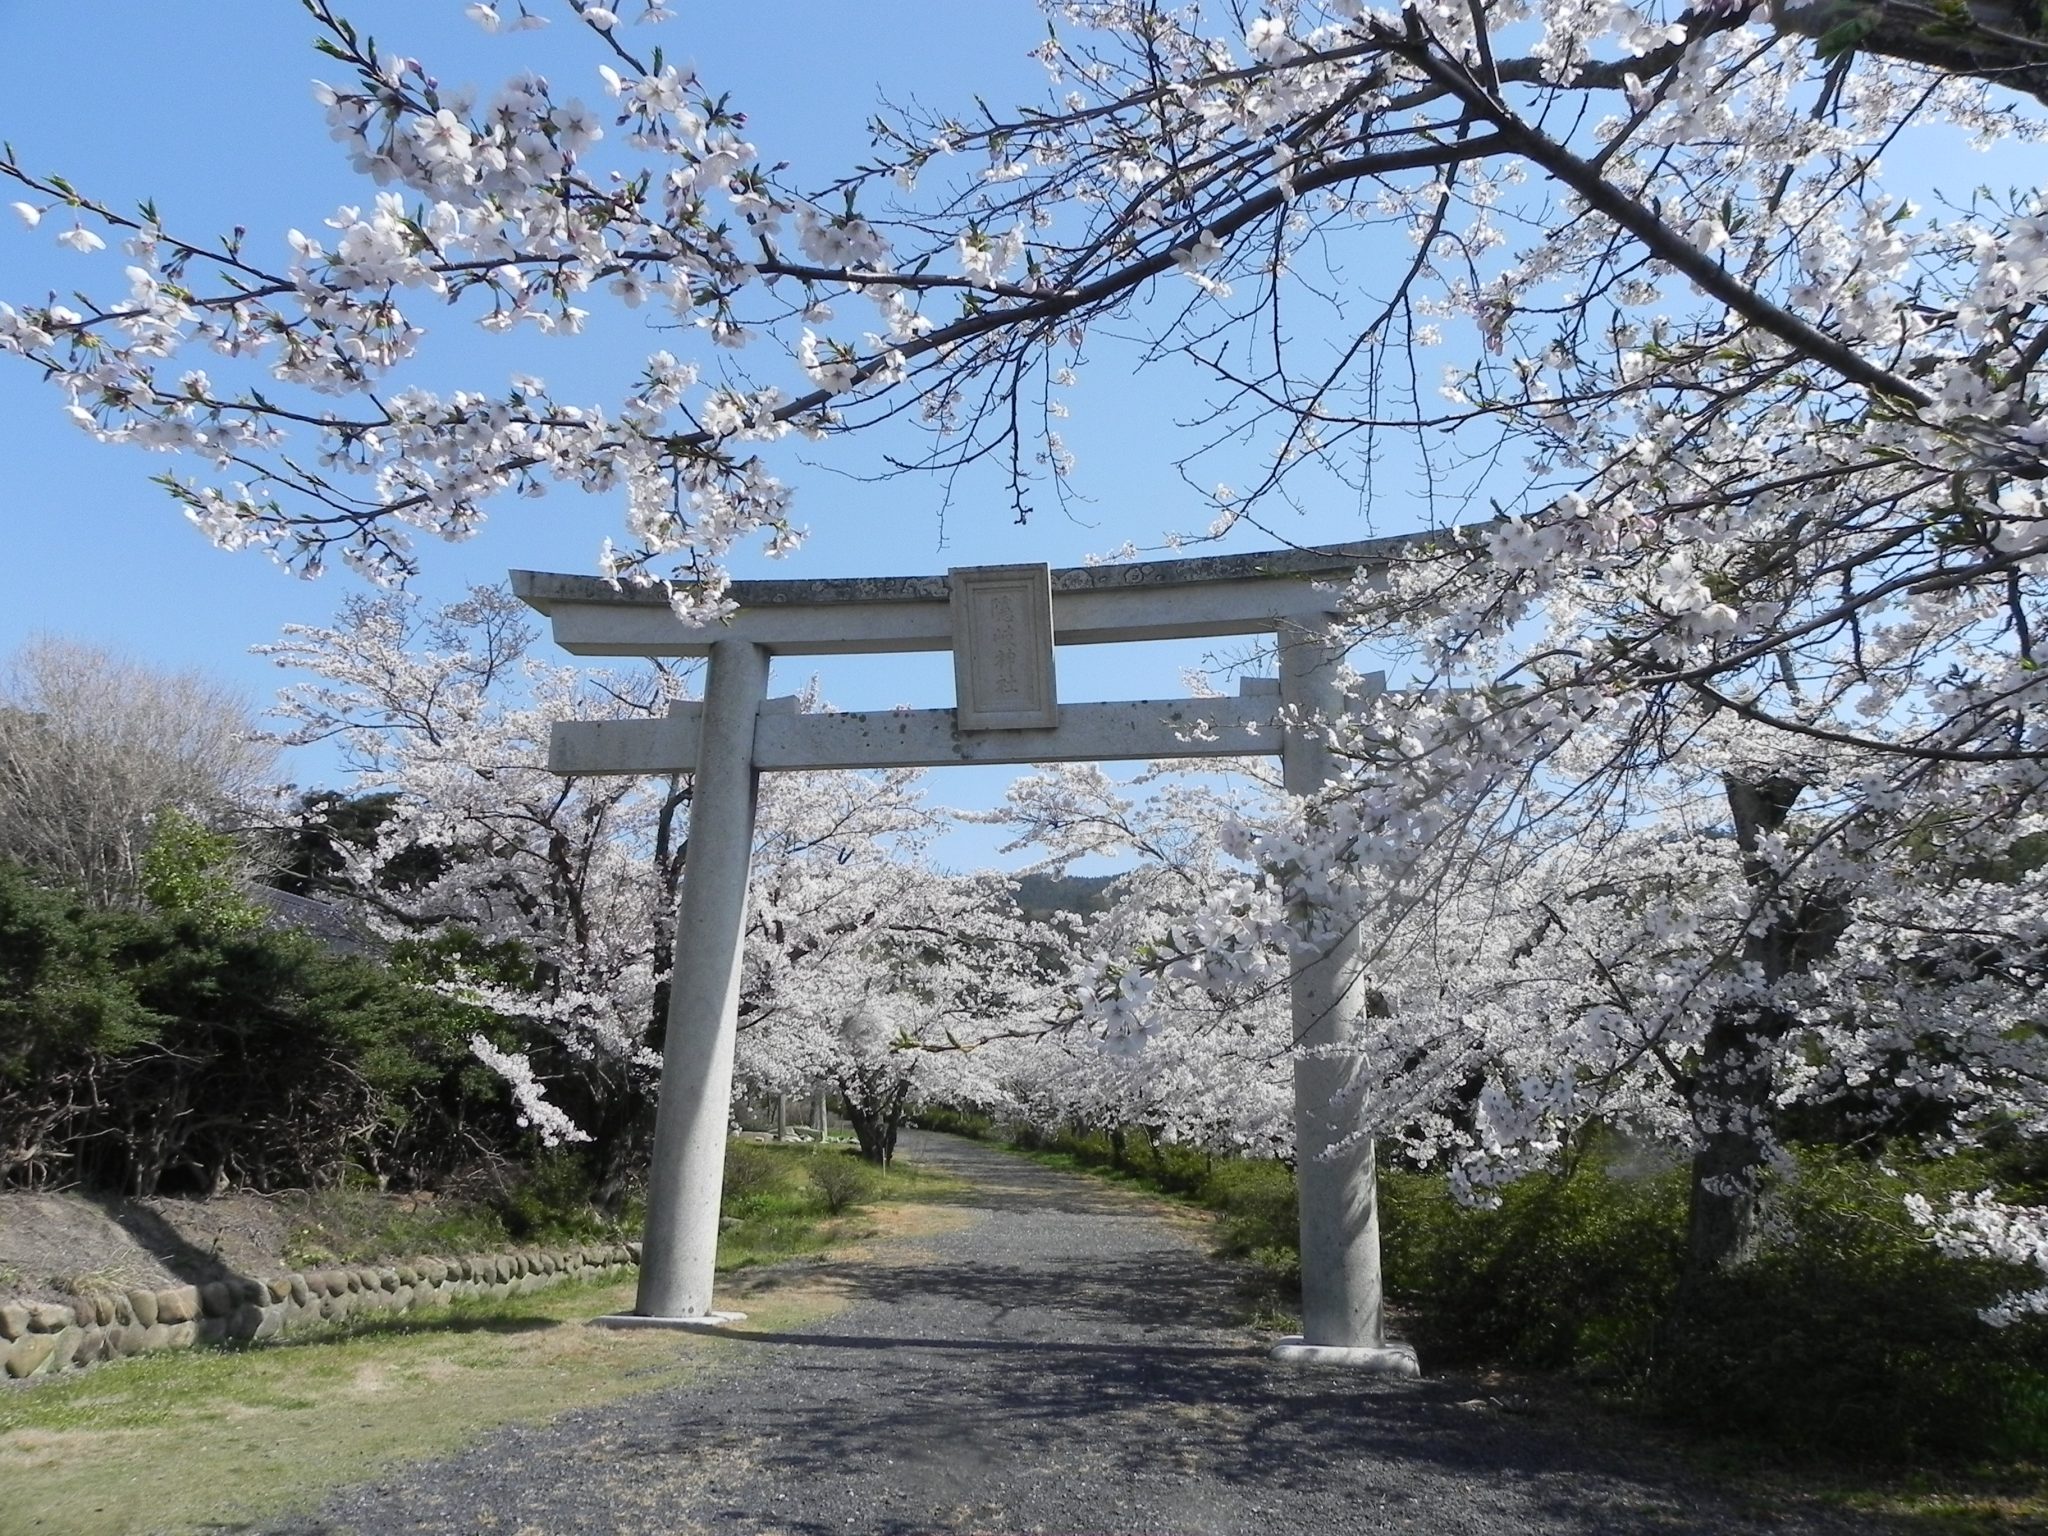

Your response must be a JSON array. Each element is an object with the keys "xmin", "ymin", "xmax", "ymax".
[{"xmin": 1272, "ymin": 626, "xmax": 1420, "ymax": 1374}]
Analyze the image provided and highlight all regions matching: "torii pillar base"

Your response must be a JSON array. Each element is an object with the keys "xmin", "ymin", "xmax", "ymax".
[
  {"xmin": 592, "ymin": 1311, "xmax": 749, "ymax": 1332},
  {"xmin": 1269, "ymin": 1337, "xmax": 1420, "ymax": 1374}
]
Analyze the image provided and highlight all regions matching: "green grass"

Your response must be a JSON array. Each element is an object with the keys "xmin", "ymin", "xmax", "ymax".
[
  {"xmin": 0, "ymin": 1273, "xmax": 803, "ymax": 1535},
  {"xmin": 275, "ymin": 1142, "xmax": 909, "ymax": 1273},
  {"xmin": 1700, "ymin": 1446, "xmax": 2048, "ymax": 1532},
  {"xmin": 715, "ymin": 1141, "xmax": 928, "ymax": 1267},
  {"xmin": 279, "ymin": 1185, "xmax": 523, "ymax": 1270},
  {"xmin": 0, "ymin": 1141, "xmax": 961, "ymax": 1536},
  {"xmin": 280, "ymin": 1149, "xmax": 643, "ymax": 1270},
  {"xmin": 1834, "ymin": 1479, "xmax": 2048, "ymax": 1534}
]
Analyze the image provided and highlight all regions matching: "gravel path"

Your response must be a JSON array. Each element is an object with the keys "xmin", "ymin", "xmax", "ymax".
[{"xmin": 273, "ymin": 1133, "xmax": 1889, "ymax": 1535}]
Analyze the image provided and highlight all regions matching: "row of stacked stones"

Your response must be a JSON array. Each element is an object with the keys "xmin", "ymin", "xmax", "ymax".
[{"xmin": 0, "ymin": 1241, "xmax": 643, "ymax": 1381}]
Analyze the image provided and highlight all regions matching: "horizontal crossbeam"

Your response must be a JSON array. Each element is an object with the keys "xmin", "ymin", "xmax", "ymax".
[
  {"xmin": 551, "ymin": 695, "xmax": 1289, "ymax": 775},
  {"xmin": 526, "ymin": 584, "xmax": 1333, "ymax": 657}
]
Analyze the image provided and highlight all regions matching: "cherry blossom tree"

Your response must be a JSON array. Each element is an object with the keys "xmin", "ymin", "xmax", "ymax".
[
  {"xmin": 271, "ymin": 590, "xmax": 1042, "ymax": 1174},
  {"xmin": 735, "ymin": 771, "xmax": 1069, "ymax": 1164},
  {"xmin": 986, "ymin": 712, "xmax": 2046, "ymax": 1279},
  {"xmin": 266, "ymin": 584, "xmax": 689, "ymax": 1190},
  {"xmin": 0, "ymin": 1, "xmax": 2030, "ymax": 607},
  {"xmin": 978, "ymin": 761, "xmax": 1301, "ymax": 1158}
]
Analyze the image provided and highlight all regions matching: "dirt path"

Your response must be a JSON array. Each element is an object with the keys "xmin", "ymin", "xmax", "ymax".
[{"xmin": 269, "ymin": 1133, "xmax": 1887, "ymax": 1536}]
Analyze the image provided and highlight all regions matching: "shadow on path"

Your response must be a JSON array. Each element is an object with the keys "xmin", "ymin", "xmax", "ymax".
[
  {"xmin": 699, "ymin": 1326, "xmax": 1259, "ymax": 1361},
  {"xmin": 273, "ymin": 1131, "xmax": 1894, "ymax": 1536},
  {"xmin": 891, "ymin": 1169, "xmax": 1170, "ymax": 1220}
]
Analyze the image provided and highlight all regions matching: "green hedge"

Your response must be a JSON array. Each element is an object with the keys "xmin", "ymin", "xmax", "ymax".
[
  {"xmin": 1380, "ymin": 1155, "xmax": 1685, "ymax": 1382},
  {"xmin": 1653, "ymin": 1154, "xmax": 2048, "ymax": 1462},
  {"xmin": 1388, "ymin": 1147, "xmax": 2048, "ymax": 1462}
]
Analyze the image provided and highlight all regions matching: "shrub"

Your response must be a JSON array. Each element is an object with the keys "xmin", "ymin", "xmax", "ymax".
[
  {"xmin": 1380, "ymin": 1143, "xmax": 2048, "ymax": 1463},
  {"xmin": 721, "ymin": 1141, "xmax": 793, "ymax": 1214},
  {"xmin": 910, "ymin": 1105, "xmax": 996, "ymax": 1140},
  {"xmin": 1146, "ymin": 1140, "xmax": 1216, "ymax": 1196},
  {"xmin": 493, "ymin": 1148, "xmax": 622, "ymax": 1244},
  {"xmin": 1380, "ymin": 1151, "xmax": 1687, "ymax": 1383},
  {"xmin": 1015, "ymin": 1121, "xmax": 1224, "ymax": 1195},
  {"xmin": 808, "ymin": 1153, "xmax": 877, "ymax": 1215},
  {"xmin": 994, "ymin": 1117, "xmax": 2048, "ymax": 1465},
  {"xmin": 0, "ymin": 859, "xmax": 531, "ymax": 1195},
  {"xmin": 1201, "ymin": 1160, "xmax": 1300, "ymax": 1271},
  {"xmin": 1652, "ymin": 1152, "xmax": 2048, "ymax": 1463}
]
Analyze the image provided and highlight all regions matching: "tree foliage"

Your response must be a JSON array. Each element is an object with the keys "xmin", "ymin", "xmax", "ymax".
[
  {"xmin": 0, "ymin": 859, "xmax": 526, "ymax": 1194},
  {"xmin": 265, "ymin": 584, "xmax": 689, "ymax": 1192},
  {"xmin": 140, "ymin": 807, "xmax": 267, "ymax": 932}
]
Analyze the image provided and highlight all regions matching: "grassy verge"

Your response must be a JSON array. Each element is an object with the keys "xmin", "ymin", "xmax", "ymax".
[
  {"xmin": 1709, "ymin": 1453, "xmax": 2048, "ymax": 1534},
  {"xmin": 0, "ymin": 1144, "xmax": 963, "ymax": 1536},
  {"xmin": 279, "ymin": 1148, "xmax": 642, "ymax": 1270},
  {"xmin": 2, "ymin": 1274, "xmax": 732, "ymax": 1536},
  {"xmin": 717, "ymin": 1140, "xmax": 960, "ymax": 1268}
]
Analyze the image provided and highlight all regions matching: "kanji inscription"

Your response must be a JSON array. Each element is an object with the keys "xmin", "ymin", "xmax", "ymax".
[{"xmin": 949, "ymin": 563, "xmax": 1058, "ymax": 730}]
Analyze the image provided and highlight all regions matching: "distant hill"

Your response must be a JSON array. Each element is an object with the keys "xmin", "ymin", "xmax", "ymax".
[{"xmin": 1012, "ymin": 871, "xmax": 1123, "ymax": 918}]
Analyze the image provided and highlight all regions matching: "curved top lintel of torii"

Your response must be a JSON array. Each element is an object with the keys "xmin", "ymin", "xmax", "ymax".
[{"xmin": 507, "ymin": 528, "xmax": 1454, "ymax": 660}]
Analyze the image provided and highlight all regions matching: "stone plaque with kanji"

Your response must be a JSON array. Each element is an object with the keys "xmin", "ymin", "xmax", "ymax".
[{"xmin": 949, "ymin": 563, "xmax": 1058, "ymax": 730}]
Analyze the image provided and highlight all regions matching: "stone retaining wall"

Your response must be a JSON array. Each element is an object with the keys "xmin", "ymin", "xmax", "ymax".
[{"xmin": 0, "ymin": 1240, "xmax": 643, "ymax": 1382}]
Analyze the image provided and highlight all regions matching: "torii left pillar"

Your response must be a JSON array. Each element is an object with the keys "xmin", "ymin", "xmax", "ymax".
[{"xmin": 598, "ymin": 637, "xmax": 768, "ymax": 1329}]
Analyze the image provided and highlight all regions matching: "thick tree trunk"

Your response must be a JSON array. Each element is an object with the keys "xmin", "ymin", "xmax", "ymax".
[
  {"xmin": 585, "ymin": 1070, "xmax": 655, "ymax": 1214},
  {"xmin": 1682, "ymin": 775, "xmax": 1851, "ymax": 1281},
  {"xmin": 1683, "ymin": 1016, "xmax": 1784, "ymax": 1274},
  {"xmin": 1769, "ymin": 0, "xmax": 2048, "ymax": 110},
  {"xmin": 839, "ymin": 1077, "xmax": 910, "ymax": 1167},
  {"xmin": 845, "ymin": 1111, "xmax": 896, "ymax": 1167}
]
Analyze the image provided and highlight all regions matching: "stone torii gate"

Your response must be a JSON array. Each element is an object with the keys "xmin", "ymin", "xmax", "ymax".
[{"xmin": 512, "ymin": 540, "xmax": 1419, "ymax": 1374}]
